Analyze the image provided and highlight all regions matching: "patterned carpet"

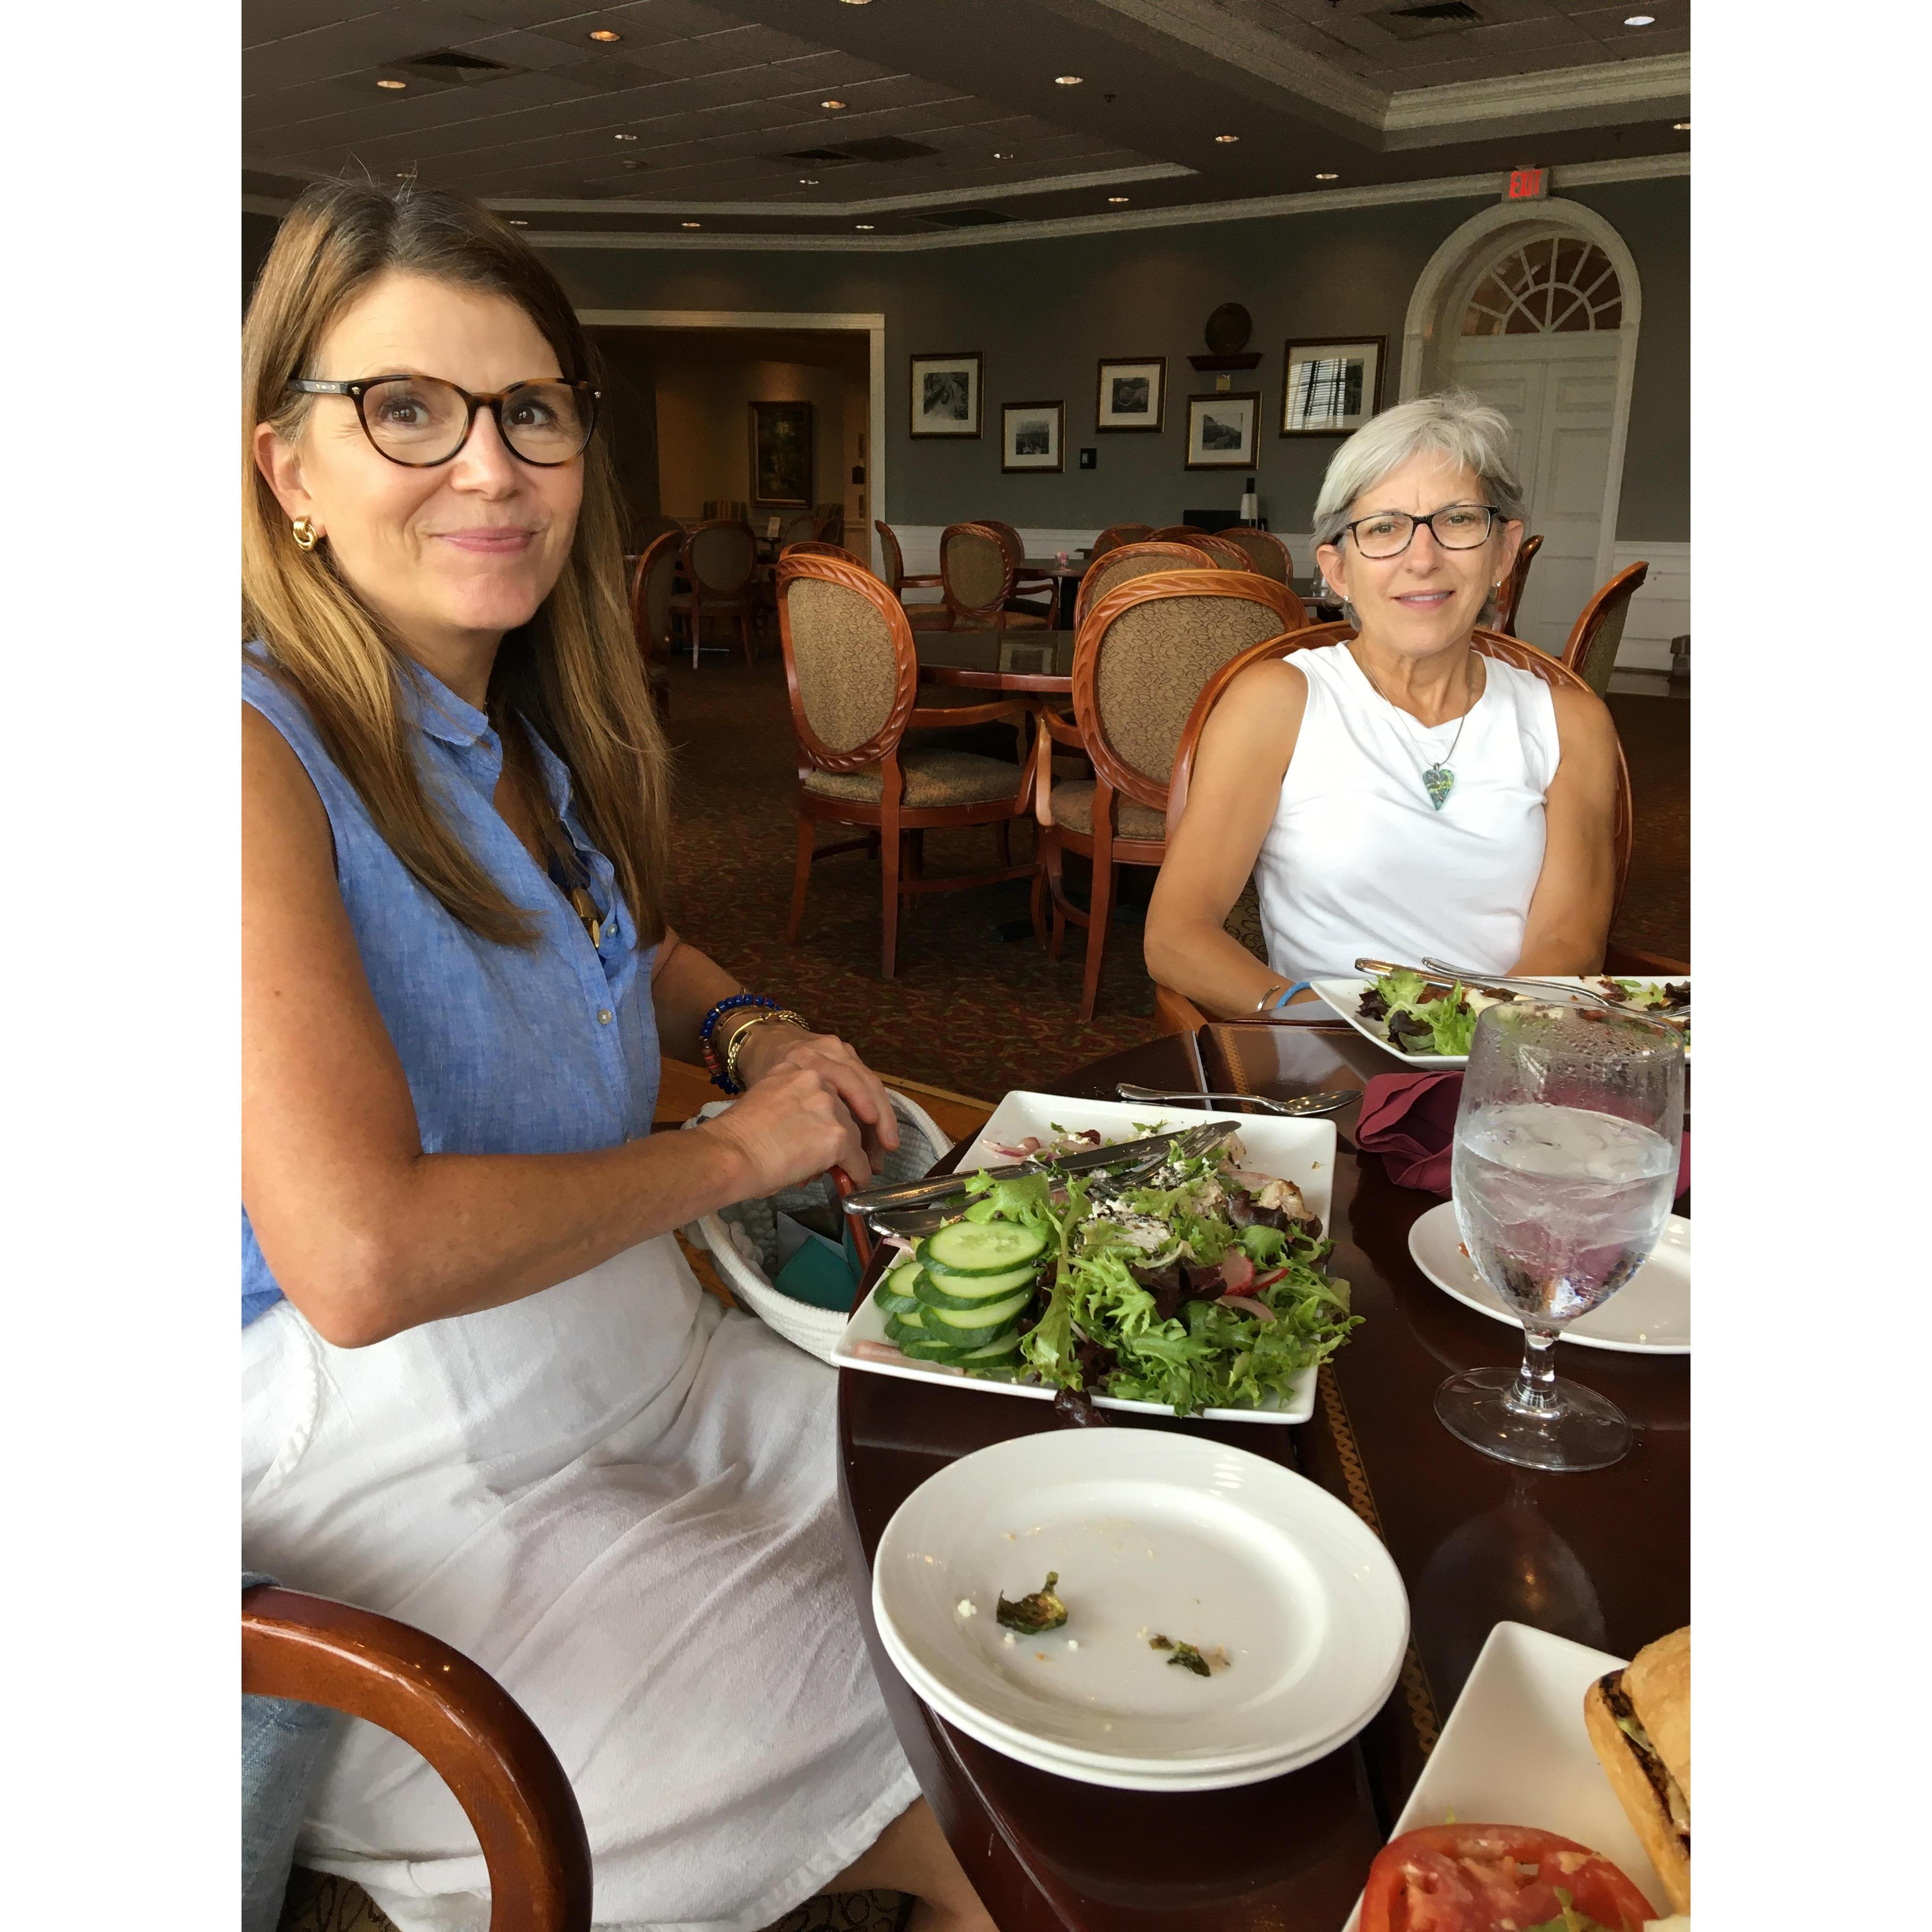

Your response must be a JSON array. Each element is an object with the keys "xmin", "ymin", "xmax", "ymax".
[{"xmin": 661, "ymin": 653, "xmax": 1690, "ymax": 1099}]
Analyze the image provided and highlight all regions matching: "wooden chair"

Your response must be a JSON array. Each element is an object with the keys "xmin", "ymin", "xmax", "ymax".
[
  {"xmin": 670, "ymin": 520, "xmax": 758, "ymax": 667},
  {"xmin": 935, "ymin": 523, "xmax": 1053, "ymax": 632},
  {"xmin": 1212, "ymin": 527, "xmax": 1295, "ymax": 582},
  {"xmin": 1149, "ymin": 623, "xmax": 1643, "ymax": 1032},
  {"xmin": 1494, "ymin": 531, "xmax": 1543, "ymax": 634},
  {"xmin": 772, "ymin": 511, "xmax": 819, "ymax": 551},
  {"xmin": 1034, "ymin": 571, "xmax": 1308, "ymax": 1021},
  {"xmin": 873, "ymin": 519, "xmax": 946, "ymax": 627},
  {"xmin": 243, "ymin": 1583, "xmax": 592, "ymax": 1932},
  {"xmin": 626, "ymin": 528, "xmax": 681, "ymax": 721},
  {"xmin": 781, "ymin": 538, "xmax": 870, "ymax": 570},
  {"xmin": 1147, "ymin": 525, "xmax": 1255, "ymax": 571},
  {"xmin": 776, "ymin": 553, "xmax": 1036, "ymax": 978},
  {"xmin": 626, "ymin": 512, "xmax": 685, "ymax": 554},
  {"xmin": 1070, "ymin": 540, "xmax": 1215, "ymax": 632},
  {"xmin": 1562, "ymin": 561, "xmax": 1649, "ymax": 696},
  {"xmin": 813, "ymin": 506, "xmax": 847, "ymax": 548},
  {"xmin": 979, "ymin": 518, "xmax": 1056, "ymax": 623},
  {"xmin": 1089, "ymin": 523, "xmax": 1155, "ymax": 560}
]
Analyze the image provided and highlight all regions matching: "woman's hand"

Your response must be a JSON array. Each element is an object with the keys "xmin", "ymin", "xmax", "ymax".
[{"xmin": 700, "ymin": 1025, "xmax": 901, "ymax": 1196}]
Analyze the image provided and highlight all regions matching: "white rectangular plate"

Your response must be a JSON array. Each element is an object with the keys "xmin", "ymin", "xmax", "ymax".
[
  {"xmin": 1339, "ymin": 1621, "xmax": 1673, "ymax": 1930},
  {"xmin": 1311, "ymin": 975, "xmax": 1690, "ymax": 1070},
  {"xmin": 831, "ymin": 1092, "xmax": 1337, "ymax": 1425}
]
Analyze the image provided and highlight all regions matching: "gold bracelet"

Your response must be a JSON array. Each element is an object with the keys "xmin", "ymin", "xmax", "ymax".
[{"xmin": 724, "ymin": 1007, "xmax": 810, "ymax": 1090}]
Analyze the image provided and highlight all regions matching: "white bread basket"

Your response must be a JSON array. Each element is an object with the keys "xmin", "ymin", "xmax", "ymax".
[{"xmin": 680, "ymin": 1089, "xmax": 952, "ymax": 1364}]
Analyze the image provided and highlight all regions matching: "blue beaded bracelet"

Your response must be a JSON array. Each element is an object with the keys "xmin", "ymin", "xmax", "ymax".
[
  {"xmin": 1273, "ymin": 980, "xmax": 1312, "ymax": 1009},
  {"xmin": 700, "ymin": 992, "xmax": 779, "ymax": 1092}
]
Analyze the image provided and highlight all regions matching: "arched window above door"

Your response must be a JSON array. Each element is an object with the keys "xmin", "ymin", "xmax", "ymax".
[{"xmin": 1461, "ymin": 237, "xmax": 1622, "ymax": 336}]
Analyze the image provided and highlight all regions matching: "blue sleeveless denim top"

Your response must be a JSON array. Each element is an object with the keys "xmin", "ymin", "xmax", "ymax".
[{"xmin": 242, "ymin": 649, "xmax": 661, "ymax": 1325}]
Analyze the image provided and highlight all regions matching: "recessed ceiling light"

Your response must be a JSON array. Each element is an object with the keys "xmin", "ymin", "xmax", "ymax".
[
  {"xmin": 1214, "ymin": 133, "xmax": 1240, "ymax": 143},
  {"xmin": 614, "ymin": 132, "xmax": 638, "ymax": 141},
  {"xmin": 1107, "ymin": 196, "xmax": 1129, "ymax": 204},
  {"xmin": 798, "ymin": 176, "xmax": 819, "ymax": 184},
  {"xmin": 681, "ymin": 221, "xmax": 701, "ymax": 229},
  {"xmin": 1673, "ymin": 120, "xmax": 1690, "ymax": 131},
  {"xmin": 507, "ymin": 218, "xmax": 529, "ymax": 226},
  {"xmin": 1315, "ymin": 171, "xmax": 1338, "ymax": 181},
  {"xmin": 855, "ymin": 222, "xmax": 876, "ymax": 230},
  {"xmin": 1055, "ymin": 74, "xmax": 1083, "ymax": 85},
  {"xmin": 993, "ymin": 150, "xmax": 1012, "ymax": 159},
  {"xmin": 1624, "ymin": 12, "xmax": 1655, "ymax": 22},
  {"xmin": 587, "ymin": 27, "xmax": 621, "ymax": 42},
  {"xmin": 376, "ymin": 77, "xmax": 406, "ymax": 89},
  {"xmin": 821, "ymin": 98, "xmax": 847, "ymax": 109}
]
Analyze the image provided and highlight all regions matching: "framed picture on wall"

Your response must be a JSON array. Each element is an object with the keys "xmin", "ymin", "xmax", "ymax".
[
  {"xmin": 909, "ymin": 352, "xmax": 982, "ymax": 438},
  {"xmin": 1279, "ymin": 337, "xmax": 1385, "ymax": 436},
  {"xmin": 1184, "ymin": 391, "xmax": 1261, "ymax": 469},
  {"xmin": 1001, "ymin": 400, "xmax": 1064, "ymax": 473},
  {"xmin": 1095, "ymin": 356, "xmax": 1165, "ymax": 432},
  {"xmin": 748, "ymin": 401, "xmax": 814, "ymax": 507}
]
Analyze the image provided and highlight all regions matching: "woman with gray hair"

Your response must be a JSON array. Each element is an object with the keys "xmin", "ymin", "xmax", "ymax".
[{"xmin": 1145, "ymin": 391, "xmax": 1622, "ymax": 1014}]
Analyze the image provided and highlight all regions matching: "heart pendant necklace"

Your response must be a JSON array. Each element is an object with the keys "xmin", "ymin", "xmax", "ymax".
[{"xmin": 1357, "ymin": 649, "xmax": 1477, "ymax": 812}]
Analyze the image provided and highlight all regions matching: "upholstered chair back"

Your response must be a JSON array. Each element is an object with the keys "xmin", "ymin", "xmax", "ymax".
[
  {"xmin": 940, "ymin": 523, "xmax": 1012, "ymax": 617},
  {"xmin": 813, "ymin": 506, "xmax": 847, "ymax": 547},
  {"xmin": 1215, "ymin": 527, "xmax": 1294, "ymax": 581},
  {"xmin": 781, "ymin": 539, "xmax": 871, "ymax": 571},
  {"xmin": 1072, "ymin": 540, "xmax": 1215, "ymax": 631},
  {"xmin": 628, "ymin": 512, "xmax": 685, "ymax": 552},
  {"xmin": 1089, "ymin": 523, "xmax": 1154, "ymax": 560},
  {"xmin": 874, "ymin": 519, "xmax": 909, "ymax": 590},
  {"xmin": 1561, "ymin": 562, "xmax": 1648, "ymax": 697},
  {"xmin": 630, "ymin": 529, "xmax": 681, "ymax": 655},
  {"xmin": 981, "ymin": 520, "xmax": 1027, "ymax": 569},
  {"xmin": 1079, "ymin": 576, "xmax": 1305, "ymax": 799},
  {"xmin": 775, "ymin": 513, "xmax": 818, "ymax": 550},
  {"xmin": 683, "ymin": 521, "xmax": 756, "ymax": 595},
  {"xmin": 780, "ymin": 571, "xmax": 903, "ymax": 757}
]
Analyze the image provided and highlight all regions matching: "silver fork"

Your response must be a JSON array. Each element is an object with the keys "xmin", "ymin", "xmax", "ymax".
[{"xmin": 1418, "ymin": 956, "xmax": 1690, "ymax": 1019}]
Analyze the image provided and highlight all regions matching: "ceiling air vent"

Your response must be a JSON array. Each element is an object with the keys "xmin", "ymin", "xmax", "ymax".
[
  {"xmin": 780, "ymin": 147, "xmax": 864, "ymax": 165},
  {"xmin": 917, "ymin": 207, "xmax": 1014, "ymax": 228},
  {"xmin": 390, "ymin": 47, "xmax": 522, "ymax": 84},
  {"xmin": 1374, "ymin": 1, "xmax": 1483, "ymax": 39},
  {"xmin": 835, "ymin": 137, "xmax": 940, "ymax": 163}
]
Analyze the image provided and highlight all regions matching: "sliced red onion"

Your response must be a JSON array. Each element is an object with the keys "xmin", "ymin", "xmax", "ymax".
[
  {"xmin": 1215, "ymin": 1295, "xmax": 1276, "ymax": 1323},
  {"xmin": 1219, "ymin": 1252, "xmax": 1256, "ymax": 1293}
]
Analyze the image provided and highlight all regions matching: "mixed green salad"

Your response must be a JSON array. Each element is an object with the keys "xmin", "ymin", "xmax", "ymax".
[
  {"xmin": 1357, "ymin": 969, "xmax": 1690, "ymax": 1058},
  {"xmin": 867, "ymin": 1131, "xmax": 1358, "ymax": 1419}
]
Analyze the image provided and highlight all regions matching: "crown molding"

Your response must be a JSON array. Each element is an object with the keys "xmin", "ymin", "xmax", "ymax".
[
  {"xmin": 1084, "ymin": 0, "xmax": 1687, "ymax": 145},
  {"xmin": 484, "ymin": 162, "xmax": 1195, "ymax": 220},
  {"xmin": 242, "ymin": 194, "xmax": 292, "ymax": 217},
  {"xmin": 523, "ymin": 153, "xmax": 1685, "ymax": 254},
  {"xmin": 1383, "ymin": 55, "xmax": 1691, "ymax": 132}
]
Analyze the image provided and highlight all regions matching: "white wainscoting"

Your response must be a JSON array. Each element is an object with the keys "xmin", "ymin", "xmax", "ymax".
[{"xmin": 888, "ymin": 524, "xmax": 1686, "ymax": 669}]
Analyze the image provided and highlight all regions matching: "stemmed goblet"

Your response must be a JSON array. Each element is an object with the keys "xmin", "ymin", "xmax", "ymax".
[{"xmin": 1435, "ymin": 1001, "xmax": 1685, "ymax": 1473}]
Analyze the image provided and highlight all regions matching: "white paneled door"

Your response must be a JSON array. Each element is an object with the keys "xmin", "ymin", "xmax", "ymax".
[{"xmin": 1448, "ymin": 332, "xmax": 1621, "ymax": 656}]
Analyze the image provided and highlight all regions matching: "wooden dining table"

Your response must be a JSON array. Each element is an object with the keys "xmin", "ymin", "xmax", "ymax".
[
  {"xmin": 836, "ymin": 1015, "xmax": 1690, "ymax": 1931},
  {"xmin": 1021, "ymin": 557, "xmax": 1090, "ymax": 630},
  {"xmin": 915, "ymin": 629, "xmax": 1076, "ymax": 696}
]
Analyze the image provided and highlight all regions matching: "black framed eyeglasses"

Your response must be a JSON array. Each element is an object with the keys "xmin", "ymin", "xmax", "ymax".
[
  {"xmin": 286, "ymin": 373, "xmax": 599, "ymax": 468},
  {"xmin": 1340, "ymin": 503, "xmax": 1505, "ymax": 560}
]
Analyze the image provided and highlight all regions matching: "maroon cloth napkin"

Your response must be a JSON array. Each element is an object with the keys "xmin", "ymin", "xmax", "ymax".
[{"xmin": 1357, "ymin": 1071, "xmax": 1690, "ymax": 1199}]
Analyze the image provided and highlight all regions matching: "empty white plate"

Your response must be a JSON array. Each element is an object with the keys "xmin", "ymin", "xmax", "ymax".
[
  {"xmin": 1407, "ymin": 1200, "xmax": 1690, "ymax": 1354},
  {"xmin": 871, "ymin": 1429, "xmax": 1408, "ymax": 1785}
]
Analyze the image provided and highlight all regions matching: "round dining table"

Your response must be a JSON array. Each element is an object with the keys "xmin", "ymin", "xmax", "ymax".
[{"xmin": 835, "ymin": 1015, "xmax": 1690, "ymax": 1931}]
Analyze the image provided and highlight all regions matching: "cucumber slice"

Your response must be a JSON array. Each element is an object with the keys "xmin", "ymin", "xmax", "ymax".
[
  {"xmin": 899, "ymin": 1335, "xmax": 978, "ymax": 1363},
  {"xmin": 954, "ymin": 1331, "xmax": 1024, "ymax": 1367},
  {"xmin": 922, "ymin": 1288, "xmax": 1033, "ymax": 1333},
  {"xmin": 872, "ymin": 1263, "xmax": 924, "ymax": 1317},
  {"xmin": 885, "ymin": 1308, "xmax": 927, "ymax": 1344},
  {"xmin": 920, "ymin": 1219, "xmax": 1049, "ymax": 1278},
  {"xmin": 913, "ymin": 1261, "xmax": 1039, "ymax": 1311}
]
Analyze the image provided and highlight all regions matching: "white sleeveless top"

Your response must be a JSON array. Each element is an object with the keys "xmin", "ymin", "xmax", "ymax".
[{"xmin": 1254, "ymin": 644, "xmax": 1561, "ymax": 982}]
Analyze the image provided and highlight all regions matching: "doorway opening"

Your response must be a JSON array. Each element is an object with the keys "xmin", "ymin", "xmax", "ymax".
[
  {"xmin": 1399, "ymin": 201, "xmax": 1641, "ymax": 657},
  {"xmin": 578, "ymin": 308, "xmax": 885, "ymax": 574}
]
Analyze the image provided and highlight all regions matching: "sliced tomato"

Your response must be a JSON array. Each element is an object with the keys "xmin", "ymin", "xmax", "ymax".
[{"xmin": 1360, "ymin": 1825, "xmax": 1656, "ymax": 1932}]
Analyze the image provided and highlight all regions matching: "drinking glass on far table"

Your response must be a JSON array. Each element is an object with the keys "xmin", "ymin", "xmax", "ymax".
[{"xmin": 1436, "ymin": 1001, "xmax": 1685, "ymax": 1472}]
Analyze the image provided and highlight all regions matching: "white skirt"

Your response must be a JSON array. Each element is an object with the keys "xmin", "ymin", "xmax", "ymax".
[{"xmin": 242, "ymin": 1235, "xmax": 918, "ymax": 1932}]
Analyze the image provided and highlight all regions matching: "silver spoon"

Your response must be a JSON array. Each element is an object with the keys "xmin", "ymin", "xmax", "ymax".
[{"xmin": 1115, "ymin": 1083, "xmax": 1356, "ymax": 1117}]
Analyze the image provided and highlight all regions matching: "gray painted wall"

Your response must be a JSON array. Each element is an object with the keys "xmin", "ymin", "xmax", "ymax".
[{"xmin": 243, "ymin": 174, "xmax": 1687, "ymax": 540}]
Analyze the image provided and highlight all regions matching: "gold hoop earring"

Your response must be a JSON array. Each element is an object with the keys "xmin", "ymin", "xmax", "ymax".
[{"xmin": 291, "ymin": 516, "xmax": 319, "ymax": 552}]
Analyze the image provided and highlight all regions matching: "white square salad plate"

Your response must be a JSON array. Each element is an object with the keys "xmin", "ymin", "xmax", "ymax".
[
  {"xmin": 1339, "ymin": 1620, "xmax": 1673, "ymax": 1928},
  {"xmin": 872, "ymin": 1430, "xmax": 1408, "ymax": 1791},
  {"xmin": 830, "ymin": 1091, "xmax": 1338, "ymax": 1425},
  {"xmin": 1311, "ymin": 975, "xmax": 1690, "ymax": 1071}
]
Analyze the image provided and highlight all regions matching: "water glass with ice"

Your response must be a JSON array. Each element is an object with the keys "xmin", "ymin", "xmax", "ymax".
[{"xmin": 1435, "ymin": 1000, "xmax": 1684, "ymax": 1472}]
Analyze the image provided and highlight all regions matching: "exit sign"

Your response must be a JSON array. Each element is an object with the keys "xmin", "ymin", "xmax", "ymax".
[{"xmin": 1507, "ymin": 167, "xmax": 1549, "ymax": 201}]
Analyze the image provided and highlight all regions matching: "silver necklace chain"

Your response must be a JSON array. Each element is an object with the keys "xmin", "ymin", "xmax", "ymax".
[{"xmin": 1353, "ymin": 648, "xmax": 1478, "ymax": 811}]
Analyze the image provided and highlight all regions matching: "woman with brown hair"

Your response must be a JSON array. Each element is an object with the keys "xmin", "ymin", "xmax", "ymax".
[{"xmin": 242, "ymin": 182, "xmax": 991, "ymax": 1932}]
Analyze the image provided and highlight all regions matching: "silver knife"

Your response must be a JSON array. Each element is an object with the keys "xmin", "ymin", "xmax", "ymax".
[{"xmin": 840, "ymin": 1123, "xmax": 1202, "ymax": 1215}]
